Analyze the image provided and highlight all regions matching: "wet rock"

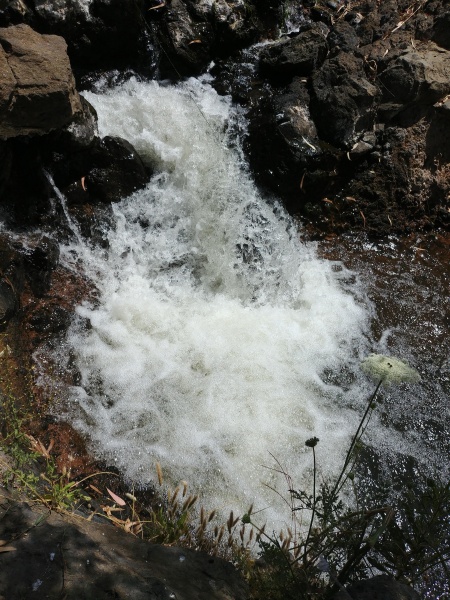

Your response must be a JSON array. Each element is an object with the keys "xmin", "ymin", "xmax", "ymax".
[
  {"xmin": 33, "ymin": 0, "xmax": 151, "ymax": 76},
  {"xmin": 0, "ymin": 137, "xmax": 53, "ymax": 227},
  {"xmin": 0, "ymin": 494, "xmax": 248, "ymax": 600},
  {"xmin": 0, "ymin": 24, "xmax": 82, "ymax": 138},
  {"xmin": 55, "ymin": 96, "xmax": 98, "ymax": 152},
  {"xmin": 152, "ymin": 0, "xmax": 281, "ymax": 79},
  {"xmin": 54, "ymin": 135, "xmax": 150, "ymax": 205},
  {"xmin": 246, "ymin": 77, "xmax": 340, "ymax": 209},
  {"xmin": 28, "ymin": 304, "xmax": 71, "ymax": 335},
  {"xmin": 334, "ymin": 575, "xmax": 420, "ymax": 600},
  {"xmin": 0, "ymin": 279, "xmax": 17, "ymax": 326},
  {"xmin": 153, "ymin": 0, "xmax": 215, "ymax": 77},
  {"xmin": 311, "ymin": 52, "xmax": 379, "ymax": 148},
  {"xmin": 0, "ymin": 235, "xmax": 24, "ymax": 327},
  {"xmin": 22, "ymin": 235, "xmax": 60, "ymax": 297},
  {"xmin": 259, "ymin": 25, "xmax": 329, "ymax": 81},
  {"xmin": 0, "ymin": 0, "xmax": 33, "ymax": 27}
]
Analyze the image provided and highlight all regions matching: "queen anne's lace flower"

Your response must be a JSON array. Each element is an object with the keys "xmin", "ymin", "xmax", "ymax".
[{"xmin": 361, "ymin": 354, "xmax": 421, "ymax": 385}]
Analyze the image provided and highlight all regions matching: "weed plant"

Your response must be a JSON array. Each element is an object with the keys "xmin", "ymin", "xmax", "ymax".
[
  {"xmin": 243, "ymin": 355, "xmax": 449, "ymax": 599},
  {"xmin": 1, "ymin": 349, "xmax": 448, "ymax": 597}
]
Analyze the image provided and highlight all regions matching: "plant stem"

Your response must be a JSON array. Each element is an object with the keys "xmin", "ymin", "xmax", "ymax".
[
  {"xmin": 331, "ymin": 379, "xmax": 383, "ymax": 499},
  {"xmin": 303, "ymin": 445, "xmax": 317, "ymax": 566}
]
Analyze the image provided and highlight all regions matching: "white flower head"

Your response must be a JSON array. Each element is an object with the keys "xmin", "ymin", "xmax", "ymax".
[{"xmin": 361, "ymin": 354, "xmax": 421, "ymax": 386}]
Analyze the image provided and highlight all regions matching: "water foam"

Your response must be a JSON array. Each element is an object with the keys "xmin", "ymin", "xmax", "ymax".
[{"xmin": 60, "ymin": 78, "xmax": 371, "ymax": 527}]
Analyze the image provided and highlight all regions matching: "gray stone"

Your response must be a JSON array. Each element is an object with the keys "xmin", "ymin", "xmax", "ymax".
[
  {"xmin": 0, "ymin": 492, "xmax": 248, "ymax": 600},
  {"xmin": 334, "ymin": 575, "xmax": 420, "ymax": 600},
  {"xmin": 379, "ymin": 41, "xmax": 450, "ymax": 105}
]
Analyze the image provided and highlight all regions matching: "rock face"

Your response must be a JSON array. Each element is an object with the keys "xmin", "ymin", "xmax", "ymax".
[
  {"xmin": 243, "ymin": 1, "xmax": 450, "ymax": 234},
  {"xmin": 259, "ymin": 25, "xmax": 329, "ymax": 80},
  {"xmin": 0, "ymin": 493, "xmax": 248, "ymax": 600},
  {"xmin": 0, "ymin": 24, "xmax": 82, "ymax": 138}
]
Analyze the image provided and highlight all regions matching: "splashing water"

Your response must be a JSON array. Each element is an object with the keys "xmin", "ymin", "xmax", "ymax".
[{"xmin": 58, "ymin": 77, "xmax": 373, "ymax": 527}]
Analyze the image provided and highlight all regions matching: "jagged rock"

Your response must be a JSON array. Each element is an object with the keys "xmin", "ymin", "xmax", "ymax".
[
  {"xmin": 53, "ymin": 135, "xmax": 150, "ymax": 206},
  {"xmin": 0, "ymin": 24, "xmax": 82, "ymax": 138},
  {"xmin": 156, "ymin": 0, "xmax": 213, "ymax": 77},
  {"xmin": 431, "ymin": 10, "xmax": 450, "ymax": 50},
  {"xmin": 0, "ymin": 0, "xmax": 33, "ymax": 27},
  {"xmin": 334, "ymin": 575, "xmax": 420, "ymax": 600},
  {"xmin": 311, "ymin": 52, "xmax": 379, "ymax": 148},
  {"xmin": 33, "ymin": 0, "xmax": 150, "ymax": 76},
  {"xmin": 0, "ymin": 493, "xmax": 248, "ymax": 600},
  {"xmin": 378, "ymin": 41, "xmax": 450, "ymax": 109},
  {"xmin": 246, "ymin": 77, "xmax": 340, "ymax": 209},
  {"xmin": 57, "ymin": 96, "xmax": 98, "ymax": 151},
  {"xmin": 259, "ymin": 25, "xmax": 329, "ymax": 80}
]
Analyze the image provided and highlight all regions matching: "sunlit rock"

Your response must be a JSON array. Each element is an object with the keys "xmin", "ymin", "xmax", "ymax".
[{"xmin": 0, "ymin": 24, "xmax": 82, "ymax": 138}]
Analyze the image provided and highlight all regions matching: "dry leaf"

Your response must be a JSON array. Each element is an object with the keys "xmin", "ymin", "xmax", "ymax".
[
  {"xmin": 148, "ymin": 2, "xmax": 165, "ymax": 9},
  {"xmin": 106, "ymin": 488, "xmax": 126, "ymax": 506},
  {"xmin": 81, "ymin": 176, "xmax": 87, "ymax": 192},
  {"xmin": 188, "ymin": 39, "xmax": 202, "ymax": 45},
  {"xmin": 0, "ymin": 546, "xmax": 16, "ymax": 553}
]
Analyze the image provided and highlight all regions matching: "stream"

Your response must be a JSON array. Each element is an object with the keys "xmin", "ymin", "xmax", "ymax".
[{"xmin": 51, "ymin": 76, "xmax": 447, "ymax": 540}]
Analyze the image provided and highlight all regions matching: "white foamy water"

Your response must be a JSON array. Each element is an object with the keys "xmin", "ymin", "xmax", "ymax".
[{"xmin": 59, "ymin": 77, "xmax": 373, "ymax": 527}]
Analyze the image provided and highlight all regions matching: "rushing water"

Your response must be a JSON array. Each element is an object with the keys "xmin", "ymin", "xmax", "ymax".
[{"xmin": 54, "ymin": 76, "xmax": 431, "ymax": 530}]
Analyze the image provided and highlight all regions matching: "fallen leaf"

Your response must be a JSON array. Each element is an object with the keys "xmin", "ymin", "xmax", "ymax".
[
  {"xmin": 188, "ymin": 39, "xmax": 202, "ymax": 45},
  {"xmin": 0, "ymin": 546, "xmax": 16, "ymax": 553},
  {"xmin": 81, "ymin": 176, "xmax": 87, "ymax": 192},
  {"xmin": 89, "ymin": 484, "xmax": 103, "ymax": 496},
  {"xmin": 106, "ymin": 488, "xmax": 127, "ymax": 506},
  {"xmin": 148, "ymin": 2, "xmax": 165, "ymax": 9}
]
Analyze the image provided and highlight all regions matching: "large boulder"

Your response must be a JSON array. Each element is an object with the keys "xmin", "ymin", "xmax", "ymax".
[
  {"xmin": 0, "ymin": 493, "xmax": 248, "ymax": 600},
  {"xmin": 0, "ymin": 24, "xmax": 82, "ymax": 138},
  {"xmin": 378, "ymin": 41, "xmax": 450, "ymax": 111}
]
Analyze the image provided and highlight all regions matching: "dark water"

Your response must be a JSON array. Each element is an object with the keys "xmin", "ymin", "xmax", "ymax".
[{"xmin": 319, "ymin": 230, "xmax": 449, "ymax": 598}]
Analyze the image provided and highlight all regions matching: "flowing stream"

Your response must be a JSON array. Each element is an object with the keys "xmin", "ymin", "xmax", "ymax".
[{"xmin": 54, "ymin": 76, "xmax": 435, "ymax": 530}]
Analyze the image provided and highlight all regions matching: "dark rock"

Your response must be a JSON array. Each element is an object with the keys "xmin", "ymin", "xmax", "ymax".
[
  {"xmin": 54, "ymin": 96, "xmax": 98, "ymax": 153},
  {"xmin": 334, "ymin": 575, "xmax": 420, "ymax": 600},
  {"xmin": 57, "ymin": 135, "xmax": 150, "ymax": 205},
  {"xmin": 328, "ymin": 21, "xmax": 360, "ymax": 52},
  {"xmin": 311, "ymin": 52, "xmax": 379, "ymax": 148},
  {"xmin": 0, "ymin": 278, "xmax": 17, "ymax": 326},
  {"xmin": 22, "ymin": 235, "xmax": 60, "ymax": 297},
  {"xmin": 0, "ymin": 493, "xmax": 248, "ymax": 600},
  {"xmin": 28, "ymin": 304, "xmax": 71, "ymax": 335},
  {"xmin": 33, "ymin": 0, "xmax": 151, "ymax": 77},
  {"xmin": 0, "ymin": 0, "xmax": 34, "ymax": 27},
  {"xmin": 0, "ymin": 137, "xmax": 53, "ymax": 227},
  {"xmin": 154, "ymin": 0, "xmax": 215, "ymax": 77},
  {"xmin": 431, "ymin": 10, "xmax": 450, "ymax": 50},
  {"xmin": 0, "ymin": 235, "xmax": 24, "ymax": 326},
  {"xmin": 246, "ymin": 77, "xmax": 341, "ymax": 209},
  {"xmin": 0, "ymin": 24, "xmax": 82, "ymax": 138},
  {"xmin": 259, "ymin": 25, "xmax": 329, "ymax": 81},
  {"xmin": 378, "ymin": 42, "xmax": 450, "ymax": 108},
  {"xmin": 152, "ymin": 0, "xmax": 281, "ymax": 79}
]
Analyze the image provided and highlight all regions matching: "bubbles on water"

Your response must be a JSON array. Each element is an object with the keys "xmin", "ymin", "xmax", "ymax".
[{"xmin": 59, "ymin": 78, "xmax": 372, "ymax": 528}]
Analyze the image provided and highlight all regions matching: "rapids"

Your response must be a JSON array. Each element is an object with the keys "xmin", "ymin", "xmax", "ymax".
[{"xmin": 54, "ymin": 76, "xmax": 425, "ymax": 529}]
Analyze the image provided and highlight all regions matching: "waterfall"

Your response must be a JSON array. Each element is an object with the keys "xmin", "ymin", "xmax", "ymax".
[{"xmin": 56, "ymin": 76, "xmax": 374, "ymax": 528}]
